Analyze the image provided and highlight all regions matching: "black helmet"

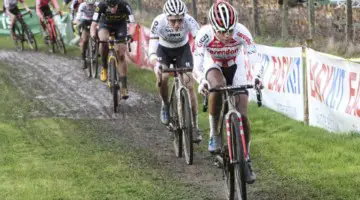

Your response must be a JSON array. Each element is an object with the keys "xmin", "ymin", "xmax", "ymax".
[{"xmin": 106, "ymin": 0, "xmax": 118, "ymax": 7}]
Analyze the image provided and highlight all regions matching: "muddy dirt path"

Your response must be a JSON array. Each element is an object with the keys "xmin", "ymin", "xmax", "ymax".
[{"xmin": 0, "ymin": 50, "xmax": 266, "ymax": 200}]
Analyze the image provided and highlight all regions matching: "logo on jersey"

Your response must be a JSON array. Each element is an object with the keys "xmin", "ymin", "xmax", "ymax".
[
  {"xmin": 151, "ymin": 21, "xmax": 159, "ymax": 34},
  {"xmin": 237, "ymin": 32, "xmax": 252, "ymax": 46},
  {"xmin": 169, "ymin": 33, "xmax": 181, "ymax": 37},
  {"xmin": 197, "ymin": 34, "xmax": 209, "ymax": 47}
]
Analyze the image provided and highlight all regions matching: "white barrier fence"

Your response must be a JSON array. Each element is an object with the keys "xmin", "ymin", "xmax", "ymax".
[{"xmin": 306, "ymin": 49, "xmax": 360, "ymax": 133}]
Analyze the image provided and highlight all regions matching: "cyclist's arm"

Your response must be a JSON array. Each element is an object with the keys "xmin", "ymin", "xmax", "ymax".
[
  {"xmin": 35, "ymin": 0, "xmax": 44, "ymax": 20},
  {"xmin": 50, "ymin": 0, "xmax": 60, "ymax": 12},
  {"xmin": 20, "ymin": 0, "xmax": 31, "ymax": 12},
  {"xmin": 236, "ymin": 24, "xmax": 262, "ymax": 78},
  {"xmin": 124, "ymin": 2, "xmax": 134, "ymax": 24},
  {"xmin": 74, "ymin": 2, "xmax": 84, "ymax": 24},
  {"xmin": 148, "ymin": 17, "xmax": 161, "ymax": 64},
  {"xmin": 186, "ymin": 14, "xmax": 200, "ymax": 39},
  {"xmin": 192, "ymin": 30, "xmax": 208, "ymax": 84},
  {"xmin": 70, "ymin": 0, "xmax": 77, "ymax": 19},
  {"xmin": 90, "ymin": 2, "xmax": 103, "ymax": 38}
]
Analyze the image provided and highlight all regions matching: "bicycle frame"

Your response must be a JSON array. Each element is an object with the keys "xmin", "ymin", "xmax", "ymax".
[{"xmin": 45, "ymin": 17, "xmax": 57, "ymax": 42}]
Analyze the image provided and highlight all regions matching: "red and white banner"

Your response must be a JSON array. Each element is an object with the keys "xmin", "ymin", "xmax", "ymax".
[
  {"xmin": 307, "ymin": 48, "xmax": 360, "ymax": 133},
  {"xmin": 248, "ymin": 45, "xmax": 304, "ymax": 121}
]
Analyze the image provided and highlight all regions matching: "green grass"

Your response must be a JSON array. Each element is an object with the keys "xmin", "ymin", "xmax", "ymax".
[
  {"xmin": 127, "ymin": 65, "xmax": 360, "ymax": 200},
  {"xmin": 0, "ymin": 62, "xmax": 210, "ymax": 200}
]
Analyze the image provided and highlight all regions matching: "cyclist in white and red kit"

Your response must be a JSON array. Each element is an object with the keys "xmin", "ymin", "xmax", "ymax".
[{"xmin": 192, "ymin": 0, "xmax": 263, "ymax": 184}]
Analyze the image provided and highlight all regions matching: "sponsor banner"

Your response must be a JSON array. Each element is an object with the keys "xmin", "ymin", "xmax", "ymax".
[
  {"xmin": 307, "ymin": 48, "xmax": 360, "ymax": 133},
  {"xmin": 247, "ymin": 45, "xmax": 304, "ymax": 121}
]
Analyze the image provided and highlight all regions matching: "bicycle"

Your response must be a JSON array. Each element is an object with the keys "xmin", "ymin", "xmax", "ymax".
[
  {"xmin": 203, "ymin": 81, "xmax": 262, "ymax": 200},
  {"xmin": 158, "ymin": 63, "xmax": 194, "ymax": 165},
  {"xmin": 43, "ymin": 13, "xmax": 66, "ymax": 54},
  {"xmin": 97, "ymin": 34, "xmax": 132, "ymax": 113},
  {"xmin": 12, "ymin": 11, "xmax": 38, "ymax": 52},
  {"xmin": 87, "ymin": 34, "xmax": 99, "ymax": 78}
]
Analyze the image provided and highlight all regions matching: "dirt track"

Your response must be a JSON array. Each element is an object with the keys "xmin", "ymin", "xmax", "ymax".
[{"xmin": 0, "ymin": 50, "xmax": 267, "ymax": 200}]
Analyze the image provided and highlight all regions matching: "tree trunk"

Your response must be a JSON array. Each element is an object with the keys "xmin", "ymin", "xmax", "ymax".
[
  {"xmin": 192, "ymin": 0, "xmax": 198, "ymax": 21},
  {"xmin": 346, "ymin": 0, "xmax": 353, "ymax": 43},
  {"xmin": 252, "ymin": 0, "xmax": 261, "ymax": 36},
  {"xmin": 282, "ymin": 0, "xmax": 289, "ymax": 40},
  {"xmin": 308, "ymin": 0, "xmax": 315, "ymax": 40},
  {"xmin": 136, "ymin": 0, "xmax": 142, "ymax": 14}
]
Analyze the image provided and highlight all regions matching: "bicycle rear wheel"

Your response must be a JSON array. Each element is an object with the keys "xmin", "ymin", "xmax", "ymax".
[
  {"xmin": 86, "ymin": 39, "xmax": 92, "ymax": 77},
  {"xmin": 24, "ymin": 25, "xmax": 37, "ymax": 51},
  {"xmin": 89, "ymin": 38, "xmax": 99, "ymax": 78},
  {"xmin": 109, "ymin": 56, "xmax": 119, "ymax": 113},
  {"xmin": 13, "ymin": 23, "xmax": 24, "ymax": 52},
  {"xmin": 180, "ymin": 89, "xmax": 193, "ymax": 165},
  {"xmin": 230, "ymin": 114, "xmax": 247, "ymax": 200},
  {"xmin": 169, "ymin": 84, "xmax": 182, "ymax": 157}
]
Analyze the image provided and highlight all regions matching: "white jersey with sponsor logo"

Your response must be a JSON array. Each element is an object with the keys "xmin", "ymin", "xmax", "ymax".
[
  {"xmin": 149, "ymin": 13, "xmax": 199, "ymax": 49},
  {"xmin": 75, "ymin": 2, "xmax": 96, "ymax": 21},
  {"xmin": 4, "ymin": 0, "xmax": 21, "ymax": 9},
  {"xmin": 193, "ymin": 23, "xmax": 259, "ymax": 83}
]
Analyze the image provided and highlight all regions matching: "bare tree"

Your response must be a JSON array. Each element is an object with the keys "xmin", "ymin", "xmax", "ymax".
[
  {"xmin": 308, "ymin": 0, "xmax": 315, "ymax": 40},
  {"xmin": 192, "ymin": 0, "xmax": 197, "ymax": 21},
  {"xmin": 346, "ymin": 0, "xmax": 353, "ymax": 43},
  {"xmin": 282, "ymin": 0, "xmax": 289, "ymax": 40},
  {"xmin": 252, "ymin": 0, "xmax": 261, "ymax": 36}
]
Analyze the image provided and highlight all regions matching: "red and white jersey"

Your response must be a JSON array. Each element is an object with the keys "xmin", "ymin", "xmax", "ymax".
[{"xmin": 193, "ymin": 23, "xmax": 258, "ymax": 83}]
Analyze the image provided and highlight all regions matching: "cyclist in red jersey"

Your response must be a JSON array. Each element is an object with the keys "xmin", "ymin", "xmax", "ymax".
[{"xmin": 35, "ymin": 0, "xmax": 62, "ymax": 43}]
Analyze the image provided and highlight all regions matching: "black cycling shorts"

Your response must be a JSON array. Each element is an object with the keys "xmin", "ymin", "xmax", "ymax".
[
  {"xmin": 221, "ymin": 64, "xmax": 237, "ymax": 86},
  {"xmin": 8, "ymin": 6, "xmax": 20, "ymax": 16},
  {"xmin": 156, "ymin": 43, "xmax": 193, "ymax": 68},
  {"xmin": 40, "ymin": 5, "xmax": 52, "ymax": 18},
  {"xmin": 99, "ymin": 22, "xmax": 127, "ymax": 42}
]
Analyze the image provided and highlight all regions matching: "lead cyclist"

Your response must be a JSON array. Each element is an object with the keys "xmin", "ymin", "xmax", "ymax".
[
  {"xmin": 148, "ymin": 0, "xmax": 202, "ymax": 142},
  {"xmin": 192, "ymin": 1, "xmax": 263, "ymax": 184}
]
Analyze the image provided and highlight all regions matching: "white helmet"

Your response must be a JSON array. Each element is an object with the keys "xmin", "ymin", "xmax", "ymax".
[
  {"xmin": 163, "ymin": 0, "xmax": 187, "ymax": 16},
  {"xmin": 208, "ymin": 1, "xmax": 238, "ymax": 32},
  {"xmin": 86, "ymin": 0, "xmax": 96, "ymax": 4}
]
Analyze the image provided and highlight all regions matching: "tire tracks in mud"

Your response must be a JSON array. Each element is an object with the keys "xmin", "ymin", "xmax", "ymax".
[{"xmin": 0, "ymin": 50, "xmax": 267, "ymax": 200}]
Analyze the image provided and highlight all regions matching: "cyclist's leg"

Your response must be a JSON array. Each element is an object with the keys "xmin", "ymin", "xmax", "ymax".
[
  {"xmin": 204, "ymin": 57, "xmax": 226, "ymax": 151},
  {"xmin": 7, "ymin": 8, "xmax": 18, "ymax": 39},
  {"xmin": 79, "ymin": 21, "xmax": 90, "ymax": 64},
  {"xmin": 39, "ymin": 6, "xmax": 52, "ymax": 40},
  {"xmin": 155, "ymin": 45, "xmax": 171, "ymax": 125},
  {"xmin": 114, "ymin": 24, "xmax": 129, "ymax": 98},
  {"xmin": 98, "ymin": 25, "xmax": 110, "ymax": 81}
]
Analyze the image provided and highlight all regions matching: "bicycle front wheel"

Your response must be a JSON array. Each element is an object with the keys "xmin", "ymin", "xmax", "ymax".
[
  {"xmin": 180, "ymin": 89, "xmax": 193, "ymax": 165},
  {"xmin": 13, "ymin": 23, "xmax": 24, "ymax": 52},
  {"xmin": 55, "ymin": 26, "xmax": 66, "ymax": 54},
  {"xmin": 89, "ymin": 38, "xmax": 99, "ymax": 78},
  {"xmin": 230, "ymin": 114, "xmax": 247, "ymax": 200},
  {"xmin": 109, "ymin": 56, "xmax": 119, "ymax": 113},
  {"xmin": 169, "ymin": 84, "xmax": 182, "ymax": 157},
  {"xmin": 24, "ymin": 26, "xmax": 37, "ymax": 51}
]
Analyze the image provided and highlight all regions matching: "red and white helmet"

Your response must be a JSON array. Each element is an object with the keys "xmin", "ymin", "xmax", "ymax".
[{"xmin": 208, "ymin": 1, "xmax": 238, "ymax": 32}]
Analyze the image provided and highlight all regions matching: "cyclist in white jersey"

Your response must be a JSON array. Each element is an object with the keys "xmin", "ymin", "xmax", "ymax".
[
  {"xmin": 3, "ymin": 0, "xmax": 31, "ymax": 39},
  {"xmin": 148, "ymin": 0, "xmax": 202, "ymax": 142},
  {"xmin": 192, "ymin": 1, "xmax": 263, "ymax": 184},
  {"xmin": 74, "ymin": 0, "xmax": 96, "ymax": 68}
]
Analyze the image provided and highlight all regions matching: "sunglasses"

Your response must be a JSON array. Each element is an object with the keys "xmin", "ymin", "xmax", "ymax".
[
  {"xmin": 216, "ymin": 29, "xmax": 234, "ymax": 35},
  {"xmin": 168, "ymin": 18, "xmax": 184, "ymax": 24}
]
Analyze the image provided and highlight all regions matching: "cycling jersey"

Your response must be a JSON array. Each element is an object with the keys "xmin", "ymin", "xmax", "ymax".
[
  {"xmin": 193, "ymin": 23, "xmax": 260, "ymax": 85},
  {"xmin": 149, "ymin": 13, "xmax": 199, "ymax": 50},
  {"xmin": 36, "ymin": 0, "xmax": 59, "ymax": 8},
  {"xmin": 75, "ymin": 2, "xmax": 95, "ymax": 21},
  {"xmin": 92, "ymin": 1, "xmax": 134, "ymax": 26},
  {"xmin": 3, "ymin": 0, "xmax": 22, "ymax": 9}
]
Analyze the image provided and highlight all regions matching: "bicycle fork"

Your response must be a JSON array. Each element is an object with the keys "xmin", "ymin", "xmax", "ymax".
[{"xmin": 225, "ymin": 111, "xmax": 248, "ymax": 164}]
